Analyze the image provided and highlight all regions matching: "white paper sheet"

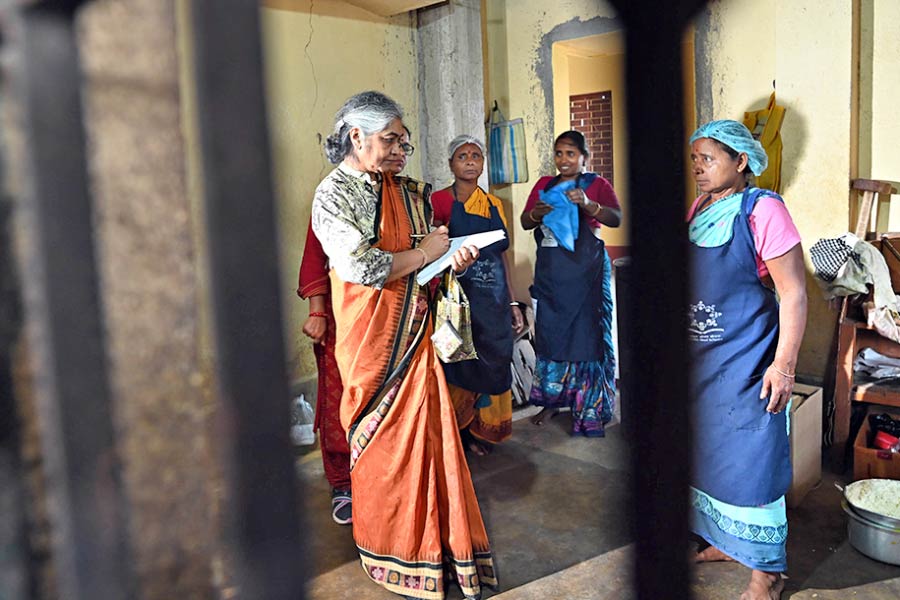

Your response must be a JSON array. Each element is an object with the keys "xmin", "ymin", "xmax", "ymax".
[{"xmin": 415, "ymin": 229, "xmax": 506, "ymax": 285}]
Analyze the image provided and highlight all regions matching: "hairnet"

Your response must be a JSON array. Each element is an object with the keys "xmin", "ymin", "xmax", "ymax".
[
  {"xmin": 447, "ymin": 135, "xmax": 486, "ymax": 159},
  {"xmin": 689, "ymin": 119, "xmax": 768, "ymax": 176}
]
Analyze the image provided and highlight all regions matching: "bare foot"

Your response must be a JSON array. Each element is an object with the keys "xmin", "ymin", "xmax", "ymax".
[
  {"xmin": 694, "ymin": 545, "xmax": 736, "ymax": 563},
  {"xmin": 467, "ymin": 438, "xmax": 492, "ymax": 456},
  {"xmin": 461, "ymin": 429, "xmax": 492, "ymax": 456},
  {"xmin": 739, "ymin": 570, "xmax": 784, "ymax": 600},
  {"xmin": 530, "ymin": 407, "xmax": 559, "ymax": 426}
]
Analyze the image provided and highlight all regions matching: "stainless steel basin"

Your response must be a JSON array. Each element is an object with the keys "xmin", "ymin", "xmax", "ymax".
[{"xmin": 843, "ymin": 499, "xmax": 900, "ymax": 566}]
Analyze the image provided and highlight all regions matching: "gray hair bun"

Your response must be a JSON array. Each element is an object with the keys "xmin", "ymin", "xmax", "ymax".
[{"xmin": 324, "ymin": 91, "xmax": 404, "ymax": 165}]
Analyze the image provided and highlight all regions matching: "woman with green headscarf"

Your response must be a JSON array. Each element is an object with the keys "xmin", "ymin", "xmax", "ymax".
[{"xmin": 687, "ymin": 120, "xmax": 807, "ymax": 600}]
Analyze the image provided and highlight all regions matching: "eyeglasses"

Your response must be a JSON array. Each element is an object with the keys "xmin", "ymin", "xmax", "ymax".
[{"xmin": 377, "ymin": 134, "xmax": 415, "ymax": 156}]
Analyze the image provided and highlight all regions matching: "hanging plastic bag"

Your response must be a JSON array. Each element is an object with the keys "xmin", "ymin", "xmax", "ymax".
[
  {"xmin": 290, "ymin": 394, "xmax": 316, "ymax": 446},
  {"xmin": 486, "ymin": 102, "xmax": 529, "ymax": 185}
]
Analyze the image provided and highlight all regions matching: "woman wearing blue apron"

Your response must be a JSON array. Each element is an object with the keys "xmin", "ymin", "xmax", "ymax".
[
  {"xmin": 520, "ymin": 131, "xmax": 622, "ymax": 436},
  {"xmin": 431, "ymin": 135, "xmax": 524, "ymax": 456},
  {"xmin": 687, "ymin": 120, "xmax": 807, "ymax": 600}
]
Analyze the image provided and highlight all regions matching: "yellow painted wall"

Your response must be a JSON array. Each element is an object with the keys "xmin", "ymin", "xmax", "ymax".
[
  {"xmin": 483, "ymin": 0, "xmax": 620, "ymax": 300},
  {"xmin": 698, "ymin": 0, "xmax": 777, "ymax": 121},
  {"xmin": 681, "ymin": 28, "xmax": 697, "ymax": 206},
  {"xmin": 260, "ymin": 0, "xmax": 421, "ymax": 384},
  {"xmin": 869, "ymin": 0, "xmax": 900, "ymax": 227},
  {"xmin": 698, "ymin": 0, "xmax": 855, "ymax": 378}
]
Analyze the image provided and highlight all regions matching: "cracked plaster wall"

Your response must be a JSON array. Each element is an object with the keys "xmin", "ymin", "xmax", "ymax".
[{"xmin": 260, "ymin": 0, "xmax": 421, "ymax": 389}]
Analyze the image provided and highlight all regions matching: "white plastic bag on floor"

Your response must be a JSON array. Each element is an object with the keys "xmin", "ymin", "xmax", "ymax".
[
  {"xmin": 511, "ymin": 304, "xmax": 536, "ymax": 408},
  {"xmin": 290, "ymin": 394, "xmax": 316, "ymax": 446}
]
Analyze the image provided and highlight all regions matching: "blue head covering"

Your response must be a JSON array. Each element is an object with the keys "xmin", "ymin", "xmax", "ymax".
[{"xmin": 689, "ymin": 119, "xmax": 768, "ymax": 176}]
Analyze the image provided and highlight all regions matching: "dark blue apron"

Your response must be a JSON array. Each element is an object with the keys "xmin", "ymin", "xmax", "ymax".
[
  {"xmin": 441, "ymin": 193, "xmax": 513, "ymax": 395},
  {"xmin": 530, "ymin": 173, "xmax": 607, "ymax": 362},
  {"xmin": 689, "ymin": 187, "xmax": 791, "ymax": 506}
]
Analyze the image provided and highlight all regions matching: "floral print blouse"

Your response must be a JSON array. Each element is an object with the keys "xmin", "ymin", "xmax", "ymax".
[{"xmin": 312, "ymin": 163, "xmax": 393, "ymax": 289}]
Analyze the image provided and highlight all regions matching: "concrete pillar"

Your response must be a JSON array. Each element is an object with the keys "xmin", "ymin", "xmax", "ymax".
[
  {"xmin": 76, "ymin": 1, "xmax": 219, "ymax": 597},
  {"xmin": 416, "ymin": 0, "xmax": 489, "ymax": 190}
]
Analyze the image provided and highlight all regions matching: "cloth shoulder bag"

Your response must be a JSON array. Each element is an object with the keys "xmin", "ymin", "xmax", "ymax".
[
  {"xmin": 431, "ymin": 270, "xmax": 478, "ymax": 363},
  {"xmin": 487, "ymin": 102, "xmax": 529, "ymax": 185}
]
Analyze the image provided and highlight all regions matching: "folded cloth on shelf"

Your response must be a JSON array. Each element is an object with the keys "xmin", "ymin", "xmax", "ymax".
[
  {"xmin": 854, "ymin": 347, "xmax": 900, "ymax": 379},
  {"xmin": 867, "ymin": 304, "xmax": 900, "ymax": 345}
]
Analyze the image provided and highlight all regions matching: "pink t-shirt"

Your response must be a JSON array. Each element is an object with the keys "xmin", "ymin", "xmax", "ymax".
[{"xmin": 688, "ymin": 194, "xmax": 801, "ymax": 278}]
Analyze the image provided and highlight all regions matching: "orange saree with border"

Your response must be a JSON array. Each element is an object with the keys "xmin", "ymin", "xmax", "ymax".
[{"xmin": 329, "ymin": 173, "xmax": 496, "ymax": 599}]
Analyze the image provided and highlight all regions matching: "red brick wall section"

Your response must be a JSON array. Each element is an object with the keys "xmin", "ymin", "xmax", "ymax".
[{"xmin": 569, "ymin": 91, "xmax": 613, "ymax": 184}]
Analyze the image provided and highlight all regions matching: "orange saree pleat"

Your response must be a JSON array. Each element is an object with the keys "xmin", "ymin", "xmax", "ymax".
[{"xmin": 330, "ymin": 174, "xmax": 496, "ymax": 599}]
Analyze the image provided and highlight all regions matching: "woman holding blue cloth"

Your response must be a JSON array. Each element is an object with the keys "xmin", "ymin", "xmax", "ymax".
[
  {"xmin": 520, "ymin": 130, "xmax": 621, "ymax": 435},
  {"xmin": 432, "ymin": 135, "xmax": 524, "ymax": 456},
  {"xmin": 687, "ymin": 120, "xmax": 806, "ymax": 600}
]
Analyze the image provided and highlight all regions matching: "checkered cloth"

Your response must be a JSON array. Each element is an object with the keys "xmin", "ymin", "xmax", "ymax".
[{"xmin": 810, "ymin": 236, "xmax": 862, "ymax": 282}]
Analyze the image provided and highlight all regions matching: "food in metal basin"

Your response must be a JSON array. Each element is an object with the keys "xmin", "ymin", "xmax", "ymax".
[{"xmin": 844, "ymin": 479, "xmax": 900, "ymax": 520}]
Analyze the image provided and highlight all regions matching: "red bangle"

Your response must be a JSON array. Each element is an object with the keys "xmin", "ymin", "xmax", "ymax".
[{"xmin": 309, "ymin": 312, "xmax": 327, "ymax": 318}]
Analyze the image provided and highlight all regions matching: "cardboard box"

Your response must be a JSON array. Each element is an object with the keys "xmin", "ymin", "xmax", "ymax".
[
  {"xmin": 853, "ymin": 405, "xmax": 900, "ymax": 481},
  {"xmin": 786, "ymin": 384, "xmax": 823, "ymax": 508}
]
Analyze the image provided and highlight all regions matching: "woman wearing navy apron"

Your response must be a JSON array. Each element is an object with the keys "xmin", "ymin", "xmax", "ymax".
[
  {"xmin": 520, "ymin": 131, "xmax": 621, "ymax": 437},
  {"xmin": 687, "ymin": 120, "xmax": 807, "ymax": 600},
  {"xmin": 431, "ymin": 135, "xmax": 525, "ymax": 456}
]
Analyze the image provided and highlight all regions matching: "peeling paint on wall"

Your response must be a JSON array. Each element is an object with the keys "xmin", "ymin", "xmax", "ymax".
[{"xmin": 533, "ymin": 16, "xmax": 623, "ymax": 175}]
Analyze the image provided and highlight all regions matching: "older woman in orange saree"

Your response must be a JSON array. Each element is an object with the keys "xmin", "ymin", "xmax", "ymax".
[{"xmin": 313, "ymin": 91, "xmax": 496, "ymax": 600}]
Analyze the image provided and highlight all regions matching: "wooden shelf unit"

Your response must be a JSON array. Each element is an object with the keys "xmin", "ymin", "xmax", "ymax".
[{"xmin": 831, "ymin": 179, "xmax": 900, "ymax": 466}]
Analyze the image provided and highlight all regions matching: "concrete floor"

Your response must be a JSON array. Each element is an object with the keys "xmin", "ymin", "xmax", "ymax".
[{"xmin": 296, "ymin": 409, "xmax": 900, "ymax": 599}]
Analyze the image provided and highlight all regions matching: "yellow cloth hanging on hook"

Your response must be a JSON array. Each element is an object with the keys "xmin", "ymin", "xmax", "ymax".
[{"xmin": 743, "ymin": 92, "xmax": 786, "ymax": 193}]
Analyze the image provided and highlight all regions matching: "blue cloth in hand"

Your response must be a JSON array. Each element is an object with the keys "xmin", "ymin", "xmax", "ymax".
[{"xmin": 539, "ymin": 179, "xmax": 580, "ymax": 252}]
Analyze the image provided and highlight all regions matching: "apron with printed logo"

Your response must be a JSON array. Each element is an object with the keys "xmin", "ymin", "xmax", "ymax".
[{"xmin": 689, "ymin": 187, "xmax": 791, "ymax": 506}]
